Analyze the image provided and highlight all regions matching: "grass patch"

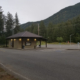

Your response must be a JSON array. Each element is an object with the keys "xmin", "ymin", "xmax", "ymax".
[
  {"xmin": 0, "ymin": 67, "xmax": 19, "ymax": 80},
  {"xmin": 37, "ymin": 41, "xmax": 76, "ymax": 45},
  {"xmin": 0, "ymin": 45, "xmax": 6, "ymax": 48},
  {"xmin": 48, "ymin": 42, "xmax": 76, "ymax": 45},
  {"xmin": 37, "ymin": 41, "xmax": 46, "ymax": 45},
  {"xmin": 0, "ymin": 44, "xmax": 8, "ymax": 48}
]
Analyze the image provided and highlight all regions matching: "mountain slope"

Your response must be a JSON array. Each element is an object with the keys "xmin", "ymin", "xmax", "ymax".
[{"xmin": 20, "ymin": 2, "xmax": 80, "ymax": 29}]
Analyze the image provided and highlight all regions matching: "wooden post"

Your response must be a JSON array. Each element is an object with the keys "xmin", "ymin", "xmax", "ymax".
[
  {"xmin": 22, "ymin": 38, "xmax": 23, "ymax": 49},
  {"xmin": 46, "ymin": 41, "xmax": 47, "ymax": 48},
  {"xmin": 12, "ymin": 39, "xmax": 14, "ymax": 48},
  {"xmin": 13, "ymin": 39, "xmax": 14, "ymax": 48},
  {"xmin": 40, "ymin": 40, "xmax": 41, "ymax": 48}
]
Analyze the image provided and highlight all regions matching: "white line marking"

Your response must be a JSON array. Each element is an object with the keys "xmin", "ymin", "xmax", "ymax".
[{"xmin": 0, "ymin": 63, "xmax": 31, "ymax": 80}]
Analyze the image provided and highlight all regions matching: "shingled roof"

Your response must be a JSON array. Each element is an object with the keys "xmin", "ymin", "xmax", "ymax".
[{"xmin": 7, "ymin": 31, "xmax": 46, "ymax": 40}]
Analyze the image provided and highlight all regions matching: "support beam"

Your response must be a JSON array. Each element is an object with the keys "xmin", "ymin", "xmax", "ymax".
[
  {"xmin": 11, "ymin": 39, "xmax": 14, "ymax": 48},
  {"xmin": 40, "ymin": 40, "xmax": 41, "ymax": 48},
  {"xmin": 22, "ymin": 38, "xmax": 23, "ymax": 49},
  {"xmin": 13, "ymin": 39, "xmax": 14, "ymax": 48}
]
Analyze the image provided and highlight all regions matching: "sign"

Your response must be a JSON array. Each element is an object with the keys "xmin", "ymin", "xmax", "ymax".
[{"xmin": 26, "ymin": 42, "xmax": 31, "ymax": 46}]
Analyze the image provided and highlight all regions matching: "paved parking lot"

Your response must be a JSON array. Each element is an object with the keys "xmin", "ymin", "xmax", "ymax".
[
  {"xmin": 42, "ymin": 44, "xmax": 80, "ymax": 49},
  {"xmin": 0, "ymin": 47, "xmax": 80, "ymax": 80}
]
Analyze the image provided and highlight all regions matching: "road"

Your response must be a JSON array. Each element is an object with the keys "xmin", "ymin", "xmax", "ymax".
[{"xmin": 0, "ymin": 48, "xmax": 80, "ymax": 80}]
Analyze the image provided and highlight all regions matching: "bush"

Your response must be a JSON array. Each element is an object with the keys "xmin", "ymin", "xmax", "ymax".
[
  {"xmin": 0, "ymin": 35, "xmax": 6, "ymax": 45},
  {"xmin": 56, "ymin": 37, "xmax": 63, "ymax": 42}
]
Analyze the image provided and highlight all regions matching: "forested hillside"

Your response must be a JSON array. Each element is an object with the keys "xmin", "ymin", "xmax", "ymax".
[
  {"xmin": 25, "ymin": 15, "xmax": 80, "ymax": 43},
  {"xmin": 20, "ymin": 2, "xmax": 80, "ymax": 29}
]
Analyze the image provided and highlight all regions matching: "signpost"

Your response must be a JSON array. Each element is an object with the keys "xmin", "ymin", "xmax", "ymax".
[{"xmin": 70, "ymin": 34, "xmax": 74, "ymax": 45}]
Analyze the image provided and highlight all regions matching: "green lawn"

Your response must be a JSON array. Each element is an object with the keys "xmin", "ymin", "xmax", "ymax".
[
  {"xmin": 48, "ymin": 42, "xmax": 76, "ymax": 45},
  {"xmin": 37, "ymin": 41, "xmax": 77, "ymax": 45}
]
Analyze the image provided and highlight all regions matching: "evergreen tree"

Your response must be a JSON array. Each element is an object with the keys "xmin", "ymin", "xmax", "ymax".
[
  {"xmin": 6, "ymin": 12, "xmax": 14, "ymax": 37},
  {"xmin": 0, "ymin": 13, "xmax": 4, "ymax": 35},
  {"xmin": 31, "ymin": 23, "xmax": 38, "ymax": 34},
  {"xmin": 26, "ymin": 23, "xmax": 38, "ymax": 35},
  {"xmin": 14, "ymin": 13, "xmax": 20, "ymax": 34},
  {"xmin": 33, "ymin": 25, "xmax": 38, "ymax": 35},
  {"xmin": 26, "ymin": 26, "xmax": 31, "ymax": 32},
  {"xmin": 47, "ymin": 22, "xmax": 54, "ymax": 42},
  {"xmin": 39, "ymin": 21, "xmax": 46, "ymax": 38}
]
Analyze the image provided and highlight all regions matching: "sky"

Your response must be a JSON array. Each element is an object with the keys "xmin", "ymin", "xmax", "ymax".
[{"xmin": 0, "ymin": 0, "xmax": 80, "ymax": 24}]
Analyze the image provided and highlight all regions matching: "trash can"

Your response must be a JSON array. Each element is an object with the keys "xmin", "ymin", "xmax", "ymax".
[
  {"xmin": 39, "ymin": 44, "xmax": 41, "ymax": 48},
  {"xmin": 22, "ymin": 45, "xmax": 24, "ymax": 49}
]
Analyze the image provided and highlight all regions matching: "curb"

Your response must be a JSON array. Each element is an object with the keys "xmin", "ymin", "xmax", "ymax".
[
  {"xmin": 0, "ymin": 63, "xmax": 30, "ymax": 80},
  {"xmin": 67, "ymin": 49, "xmax": 80, "ymax": 50}
]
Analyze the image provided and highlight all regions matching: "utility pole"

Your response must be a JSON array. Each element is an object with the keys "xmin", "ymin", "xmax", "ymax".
[
  {"xmin": 38, "ymin": 23, "xmax": 39, "ymax": 35},
  {"xmin": 70, "ymin": 34, "xmax": 74, "ymax": 45},
  {"xmin": 12, "ymin": 20, "xmax": 16, "ymax": 35},
  {"xmin": 38, "ymin": 23, "xmax": 40, "ymax": 47}
]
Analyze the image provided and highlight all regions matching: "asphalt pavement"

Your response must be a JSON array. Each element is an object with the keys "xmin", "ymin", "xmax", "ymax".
[
  {"xmin": 42, "ymin": 44, "xmax": 80, "ymax": 49},
  {"xmin": 0, "ymin": 47, "xmax": 80, "ymax": 80}
]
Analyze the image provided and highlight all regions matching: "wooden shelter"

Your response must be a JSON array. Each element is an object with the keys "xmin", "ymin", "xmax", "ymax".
[{"xmin": 6, "ymin": 31, "xmax": 47, "ymax": 49}]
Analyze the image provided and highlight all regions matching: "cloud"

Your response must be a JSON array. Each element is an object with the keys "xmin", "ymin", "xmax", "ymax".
[{"xmin": 0, "ymin": 0, "xmax": 80, "ymax": 24}]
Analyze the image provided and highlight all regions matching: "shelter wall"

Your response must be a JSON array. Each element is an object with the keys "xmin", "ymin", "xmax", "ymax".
[
  {"xmin": 8, "ymin": 40, "xmax": 12, "ymax": 48},
  {"xmin": 14, "ymin": 39, "xmax": 21, "ymax": 49},
  {"xmin": 8, "ymin": 39, "xmax": 21, "ymax": 49},
  {"xmin": 8, "ymin": 39, "xmax": 37, "ymax": 49},
  {"xmin": 24, "ymin": 41, "xmax": 37, "ymax": 49}
]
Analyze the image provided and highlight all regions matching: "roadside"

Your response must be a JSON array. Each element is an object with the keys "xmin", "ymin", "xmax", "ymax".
[{"xmin": 0, "ymin": 66, "xmax": 19, "ymax": 80}]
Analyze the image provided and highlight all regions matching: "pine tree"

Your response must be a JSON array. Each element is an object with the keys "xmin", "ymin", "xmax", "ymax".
[
  {"xmin": 33, "ymin": 24, "xmax": 38, "ymax": 34},
  {"xmin": 47, "ymin": 22, "xmax": 54, "ymax": 42},
  {"xmin": 39, "ymin": 21, "xmax": 46, "ymax": 38},
  {"xmin": 14, "ymin": 13, "xmax": 20, "ymax": 34},
  {"xmin": 0, "ymin": 12, "xmax": 4, "ymax": 35},
  {"xmin": 6, "ymin": 12, "xmax": 14, "ymax": 36}
]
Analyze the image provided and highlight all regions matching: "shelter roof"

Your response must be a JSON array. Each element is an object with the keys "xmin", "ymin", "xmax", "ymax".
[{"xmin": 7, "ymin": 31, "xmax": 47, "ymax": 40}]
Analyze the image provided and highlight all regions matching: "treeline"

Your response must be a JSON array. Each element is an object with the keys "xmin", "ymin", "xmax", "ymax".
[
  {"xmin": 0, "ymin": 10, "xmax": 80, "ymax": 45},
  {"xmin": 0, "ymin": 12, "xmax": 21, "ymax": 45},
  {"xmin": 25, "ymin": 15, "xmax": 80, "ymax": 43}
]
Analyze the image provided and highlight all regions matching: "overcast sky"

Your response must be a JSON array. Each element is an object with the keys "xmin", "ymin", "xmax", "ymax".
[{"xmin": 0, "ymin": 0, "xmax": 80, "ymax": 24}]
